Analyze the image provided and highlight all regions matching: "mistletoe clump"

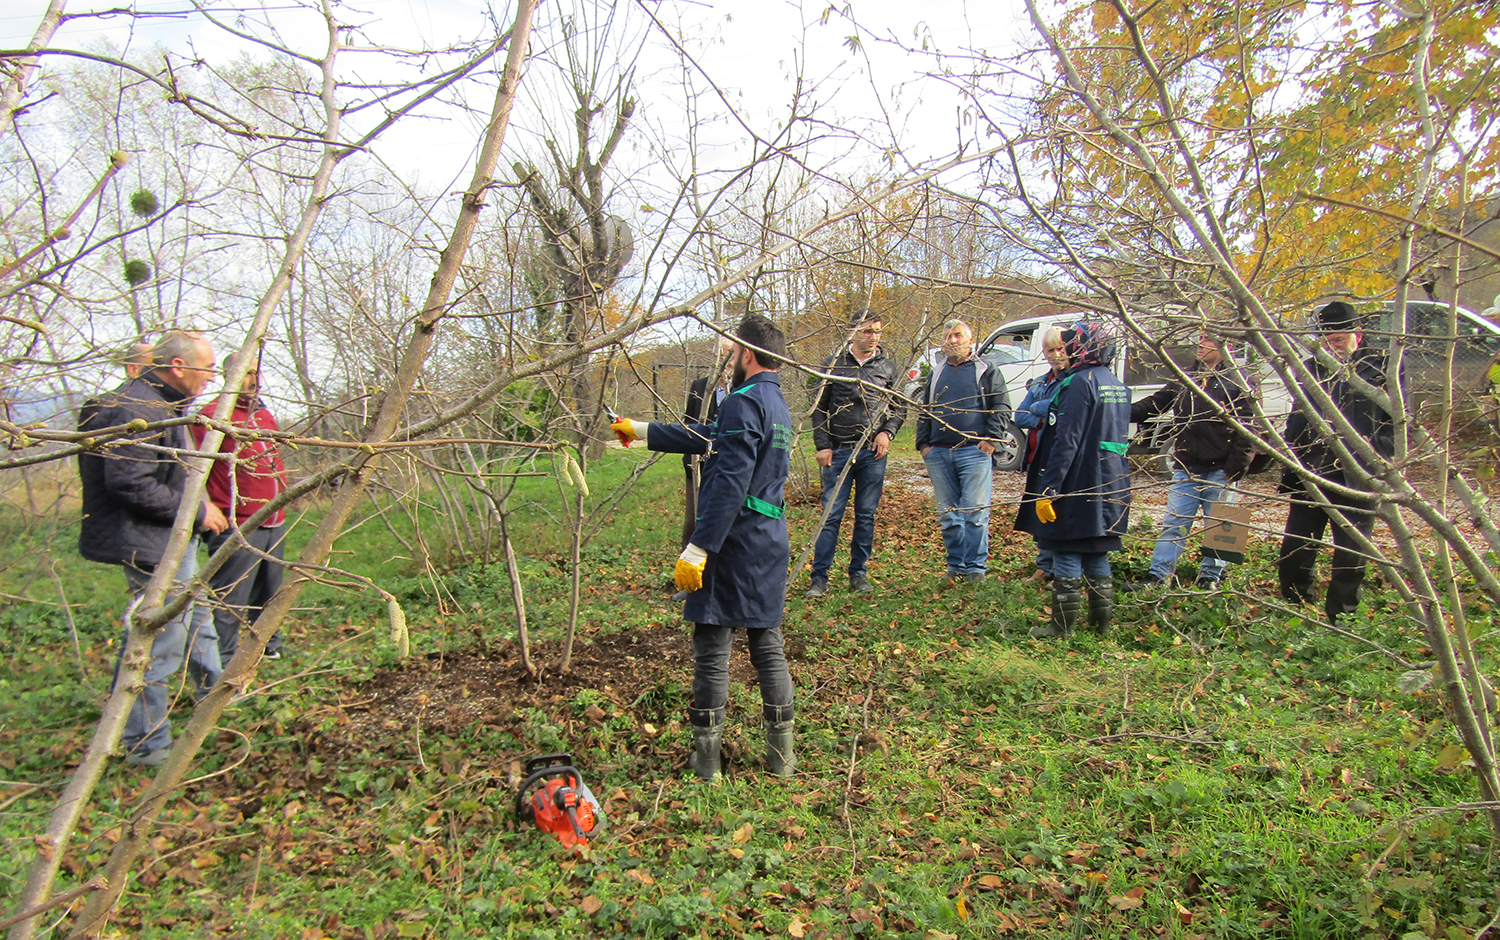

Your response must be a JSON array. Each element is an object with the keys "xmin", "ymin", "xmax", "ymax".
[
  {"xmin": 129, "ymin": 188, "xmax": 158, "ymax": 217},
  {"xmin": 123, "ymin": 258, "xmax": 151, "ymax": 285}
]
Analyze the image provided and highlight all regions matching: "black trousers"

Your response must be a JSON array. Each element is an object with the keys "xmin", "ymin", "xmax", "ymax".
[
  {"xmin": 207, "ymin": 525, "xmax": 286, "ymax": 660},
  {"xmin": 1278, "ymin": 484, "xmax": 1376, "ymax": 622},
  {"xmin": 682, "ymin": 465, "xmax": 699, "ymax": 549}
]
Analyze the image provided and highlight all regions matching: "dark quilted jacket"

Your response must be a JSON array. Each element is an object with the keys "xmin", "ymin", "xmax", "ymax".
[{"xmin": 78, "ymin": 374, "xmax": 207, "ymax": 568}]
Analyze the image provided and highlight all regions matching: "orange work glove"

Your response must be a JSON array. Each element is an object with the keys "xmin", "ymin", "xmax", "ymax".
[
  {"xmin": 674, "ymin": 543, "xmax": 708, "ymax": 593},
  {"xmin": 610, "ymin": 416, "xmax": 649, "ymax": 447}
]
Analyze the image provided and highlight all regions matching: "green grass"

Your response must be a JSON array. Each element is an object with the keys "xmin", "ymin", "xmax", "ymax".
[{"xmin": 0, "ymin": 441, "xmax": 1496, "ymax": 939}]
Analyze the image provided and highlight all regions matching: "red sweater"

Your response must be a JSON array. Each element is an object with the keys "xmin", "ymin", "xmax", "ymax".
[{"xmin": 192, "ymin": 397, "xmax": 288, "ymax": 527}]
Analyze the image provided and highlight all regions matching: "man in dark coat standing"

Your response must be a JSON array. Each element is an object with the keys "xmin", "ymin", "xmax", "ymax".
[
  {"xmin": 1016, "ymin": 321, "xmax": 1132, "ymax": 638},
  {"xmin": 680, "ymin": 337, "xmax": 733, "ymax": 549},
  {"xmin": 82, "ymin": 341, "xmax": 224, "ymax": 694},
  {"xmin": 611, "ymin": 314, "xmax": 796, "ymax": 782},
  {"xmin": 807, "ymin": 308, "xmax": 904, "ymax": 597},
  {"xmin": 1278, "ymin": 301, "xmax": 1397, "ymax": 622},
  {"xmin": 1128, "ymin": 330, "xmax": 1257, "ymax": 590},
  {"xmin": 78, "ymin": 331, "xmax": 229, "ymax": 765}
]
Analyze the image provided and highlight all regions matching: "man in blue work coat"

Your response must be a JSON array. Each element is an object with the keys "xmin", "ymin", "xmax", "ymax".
[{"xmin": 611, "ymin": 313, "xmax": 796, "ymax": 781}]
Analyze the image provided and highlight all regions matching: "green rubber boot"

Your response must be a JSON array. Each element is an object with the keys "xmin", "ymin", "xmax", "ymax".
[
  {"xmin": 763, "ymin": 703, "xmax": 796, "ymax": 777},
  {"xmin": 1032, "ymin": 576, "xmax": 1083, "ymax": 639},
  {"xmin": 1083, "ymin": 575, "xmax": 1114, "ymax": 635},
  {"xmin": 687, "ymin": 705, "xmax": 724, "ymax": 782}
]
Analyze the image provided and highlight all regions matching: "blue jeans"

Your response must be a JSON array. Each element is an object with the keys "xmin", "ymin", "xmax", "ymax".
[
  {"xmin": 811, "ymin": 448, "xmax": 887, "ymax": 580},
  {"xmin": 1149, "ymin": 469, "xmax": 1230, "ymax": 583},
  {"xmin": 180, "ymin": 546, "xmax": 222, "ymax": 692},
  {"xmin": 1051, "ymin": 551, "xmax": 1112, "ymax": 580},
  {"xmin": 1035, "ymin": 546, "xmax": 1054, "ymax": 575},
  {"xmin": 922, "ymin": 445, "xmax": 992, "ymax": 575},
  {"xmin": 114, "ymin": 540, "xmax": 217, "ymax": 756}
]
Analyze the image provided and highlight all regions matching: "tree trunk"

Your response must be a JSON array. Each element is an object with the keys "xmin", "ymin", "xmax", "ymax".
[
  {"xmin": 49, "ymin": 6, "xmax": 540, "ymax": 935},
  {"xmin": 0, "ymin": 0, "xmax": 67, "ymax": 141}
]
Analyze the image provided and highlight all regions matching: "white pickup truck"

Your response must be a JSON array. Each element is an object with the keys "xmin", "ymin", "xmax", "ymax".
[{"xmin": 909, "ymin": 304, "xmax": 1500, "ymax": 472}]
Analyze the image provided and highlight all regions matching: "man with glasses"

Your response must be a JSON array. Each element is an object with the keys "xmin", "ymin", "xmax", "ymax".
[
  {"xmin": 78, "ymin": 330, "xmax": 229, "ymax": 766},
  {"xmin": 806, "ymin": 309, "xmax": 905, "ymax": 596}
]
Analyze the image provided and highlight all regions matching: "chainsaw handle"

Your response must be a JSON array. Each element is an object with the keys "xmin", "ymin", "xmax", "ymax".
[
  {"xmin": 557, "ymin": 789, "xmax": 589, "ymax": 841},
  {"xmin": 523, "ymin": 753, "xmax": 575, "ymax": 776},
  {"xmin": 514, "ymin": 764, "xmax": 581, "ymax": 821}
]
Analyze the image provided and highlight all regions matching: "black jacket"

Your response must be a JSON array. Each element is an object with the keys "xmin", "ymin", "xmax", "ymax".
[
  {"xmin": 1280, "ymin": 349, "xmax": 1397, "ymax": 489},
  {"xmin": 682, "ymin": 375, "xmax": 725, "ymax": 469},
  {"xmin": 1130, "ymin": 360, "xmax": 1256, "ymax": 479},
  {"xmin": 77, "ymin": 373, "xmax": 208, "ymax": 568},
  {"xmin": 649, "ymin": 372, "xmax": 792, "ymax": 629},
  {"xmin": 811, "ymin": 347, "xmax": 905, "ymax": 451}
]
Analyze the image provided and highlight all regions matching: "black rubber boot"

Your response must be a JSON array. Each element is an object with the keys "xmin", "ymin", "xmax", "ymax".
[
  {"xmin": 763, "ymin": 703, "xmax": 796, "ymax": 777},
  {"xmin": 1032, "ymin": 577, "xmax": 1083, "ymax": 638},
  {"xmin": 1084, "ymin": 576, "xmax": 1114, "ymax": 635},
  {"xmin": 687, "ymin": 705, "xmax": 724, "ymax": 782}
]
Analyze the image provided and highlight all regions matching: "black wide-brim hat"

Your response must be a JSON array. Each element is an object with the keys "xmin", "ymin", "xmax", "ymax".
[{"xmin": 1315, "ymin": 301, "xmax": 1359, "ymax": 332}]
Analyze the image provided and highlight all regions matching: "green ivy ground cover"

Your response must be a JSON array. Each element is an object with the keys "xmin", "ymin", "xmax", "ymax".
[{"xmin": 0, "ymin": 444, "xmax": 1494, "ymax": 939}]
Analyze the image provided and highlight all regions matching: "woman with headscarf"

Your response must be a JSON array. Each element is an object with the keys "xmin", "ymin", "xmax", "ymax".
[
  {"xmin": 1015, "ymin": 321, "xmax": 1132, "ymax": 639},
  {"xmin": 1012, "ymin": 325, "xmax": 1070, "ymax": 582}
]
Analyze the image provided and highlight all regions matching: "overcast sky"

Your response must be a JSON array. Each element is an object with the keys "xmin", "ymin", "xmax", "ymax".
[
  {"xmin": 2, "ymin": 0, "xmax": 1045, "ymax": 396},
  {"xmin": 2, "ymin": 0, "xmax": 1032, "ymax": 191}
]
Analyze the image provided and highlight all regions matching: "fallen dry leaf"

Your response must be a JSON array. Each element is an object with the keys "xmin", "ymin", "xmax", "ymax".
[
  {"xmin": 1174, "ymin": 900, "xmax": 1193, "ymax": 925},
  {"xmin": 1108, "ymin": 886, "xmax": 1147, "ymax": 910}
]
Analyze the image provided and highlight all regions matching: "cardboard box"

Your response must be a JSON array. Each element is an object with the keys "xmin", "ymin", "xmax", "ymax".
[{"xmin": 1201, "ymin": 500, "xmax": 1254, "ymax": 564}]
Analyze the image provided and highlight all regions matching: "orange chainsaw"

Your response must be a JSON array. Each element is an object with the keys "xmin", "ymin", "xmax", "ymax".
[{"xmin": 514, "ymin": 753, "xmax": 602, "ymax": 850}]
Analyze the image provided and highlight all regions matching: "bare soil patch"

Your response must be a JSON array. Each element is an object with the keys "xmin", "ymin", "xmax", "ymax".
[{"xmin": 288, "ymin": 454, "xmax": 1484, "ymax": 776}]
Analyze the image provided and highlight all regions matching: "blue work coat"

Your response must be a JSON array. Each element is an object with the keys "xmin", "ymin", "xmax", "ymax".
[
  {"xmin": 1015, "ymin": 364, "xmax": 1132, "ymax": 553},
  {"xmin": 648, "ymin": 371, "xmax": 793, "ymax": 629}
]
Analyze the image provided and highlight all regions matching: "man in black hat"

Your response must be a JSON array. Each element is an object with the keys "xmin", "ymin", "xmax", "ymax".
[{"xmin": 1277, "ymin": 301, "xmax": 1396, "ymax": 622}]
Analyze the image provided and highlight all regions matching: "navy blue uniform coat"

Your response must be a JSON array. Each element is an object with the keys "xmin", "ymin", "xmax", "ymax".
[
  {"xmin": 648, "ymin": 372, "xmax": 793, "ymax": 629},
  {"xmin": 1015, "ymin": 364, "xmax": 1133, "ymax": 553}
]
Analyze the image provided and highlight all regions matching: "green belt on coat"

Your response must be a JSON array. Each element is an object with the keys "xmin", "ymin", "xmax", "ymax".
[{"xmin": 744, "ymin": 494, "xmax": 784, "ymax": 518}]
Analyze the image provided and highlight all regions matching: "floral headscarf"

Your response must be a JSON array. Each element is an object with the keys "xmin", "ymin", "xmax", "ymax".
[{"xmin": 1061, "ymin": 320, "xmax": 1117, "ymax": 370}]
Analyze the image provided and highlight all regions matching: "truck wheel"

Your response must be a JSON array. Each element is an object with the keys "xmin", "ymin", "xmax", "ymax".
[{"xmin": 993, "ymin": 425, "xmax": 1026, "ymax": 472}]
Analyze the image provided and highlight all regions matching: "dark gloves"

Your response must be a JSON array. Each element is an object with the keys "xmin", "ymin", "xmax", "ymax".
[{"xmin": 1277, "ymin": 469, "xmax": 1300, "ymax": 495}]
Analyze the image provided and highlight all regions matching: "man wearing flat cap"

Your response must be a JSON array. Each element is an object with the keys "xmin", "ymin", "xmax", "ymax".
[{"xmin": 1277, "ymin": 301, "xmax": 1397, "ymax": 622}]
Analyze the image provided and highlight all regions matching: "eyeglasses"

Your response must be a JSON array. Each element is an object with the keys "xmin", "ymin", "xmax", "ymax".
[{"xmin": 855, "ymin": 328, "xmax": 883, "ymax": 337}]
